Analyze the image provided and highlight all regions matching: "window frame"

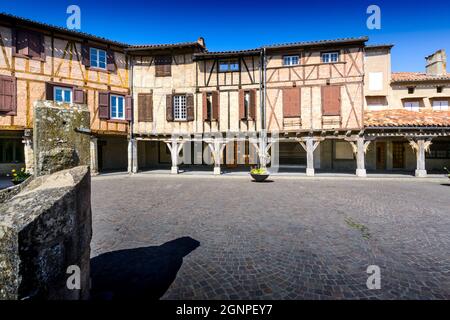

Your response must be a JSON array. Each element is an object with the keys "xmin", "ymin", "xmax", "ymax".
[
  {"xmin": 53, "ymin": 86, "xmax": 73, "ymax": 103},
  {"xmin": 110, "ymin": 94, "xmax": 125, "ymax": 120},
  {"xmin": 219, "ymin": 60, "xmax": 240, "ymax": 72},
  {"xmin": 432, "ymin": 100, "xmax": 449, "ymax": 111},
  {"xmin": 403, "ymin": 101, "xmax": 420, "ymax": 111},
  {"xmin": 321, "ymin": 51, "xmax": 340, "ymax": 64},
  {"xmin": 206, "ymin": 92, "xmax": 213, "ymax": 121},
  {"xmin": 90, "ymin": 47, "xmax": 107, "ymax": 70},
  {"xmin": 243, "ymin": 91, "xmax": 251, "ymax": 119},
  {"xmin": 426, "ymin": 142, "xmax": 450, "ymax": 159},
  {"xmin": 283, "ymin": 55, "xmax": 300, "ymax": 66},
  {"xmin": 173, "ymin": 95, "xmax": 187, "ymax": 121}
]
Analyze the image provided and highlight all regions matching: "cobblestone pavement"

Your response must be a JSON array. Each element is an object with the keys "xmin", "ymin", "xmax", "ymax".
[{"xmin": 91, "ymin": 175, "xmax": 450, "ymax": 299}]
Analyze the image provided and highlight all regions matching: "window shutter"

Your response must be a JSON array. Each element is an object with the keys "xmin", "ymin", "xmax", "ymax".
[
  {"xmin": 0, "ymin": 76, "xmax": 17, "ymax": 115},
  {"xmin": 16, "ymin": 29, "xmax": 29, "ymax": 56},
  {"xmin": 98, "ymin": 91, "xmax": 110, "ymax": 119},
  {"xmin": 107, "ymin": 50, "xmax": 116, "ymax": 72},
  {"xmin": 28, "ymin": 31, "xmax": 44, "ymax": 59},
  {"xmin": 155, "ymin": 56, "xmax": 172, "ymax": 77},
  {"xmin": 81, "ymin": 44, "xmax": 90, "ymax": 67},
  {"xmin": 322, "ymin": 86, "xmax": 341, "ymax": 116},
  {"xmin": 186, "ymin": 94, "xmax": 194, "ymax": 121},
  {"xmin": 125, "ymin": 95, "xmax": 133, "ymax": 121},
  {"xmin": 248, "ymin": 89, "xmax": 256, "ymax": 120},
  {"xmin": 283, "ymin": 87, "xmax": 301, "ymax": 118},
  {"xmin": 166, "ymin": 94, "xmax": 173, "ymax": 121},
  {"xmin": 73, "ymin": 88, "xmax": 85, "ymax": 104},
  {"xmin": 212, "ymin": 91, "xmax": 219, "ymax": 121},
  {"xmin": 138, "ymin": 93, "xmax": 153, "ymax": 122},
  {"xmin": 45, "ymin": 82, "xmax": 55, "ymax": 100},
  {"xmin": 239, "ymin": 89, "xmax": 245, "ymax": 120},
  {"xmin": 202, "ymin": 92, "xmax": 208, "ymax": 121}
]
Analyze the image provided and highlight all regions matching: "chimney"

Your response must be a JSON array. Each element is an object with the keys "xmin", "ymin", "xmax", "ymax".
[
  {"xmin": 197, "ymin": 37, "xmax": 205, "ymax": 48},
  {"xmin": 425, "ymin": 49, "xmax": 447, "ymax": 76}
]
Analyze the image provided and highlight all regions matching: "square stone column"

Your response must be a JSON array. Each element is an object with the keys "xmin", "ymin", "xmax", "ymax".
[
  {"xmin": 90, "ymin": 137, "xmax": 98, "ymax": 175},
  {"xmin": 356, "ymin": 137, "xmax": 367, "ymax": 177},
  {"xmin": 298, "ymin": 138, "xmax": 321, "ymax": 177},
  {"xmin": 415, "ymin": 139, "xmax": 427, "ymax": 177},
  {"xmin": 22, "ymin": 130, "xmax": 34, "ymax": 175},
  {"xmin": 127, "ymin": 138, "xmax": 138, "ymax": 174}
]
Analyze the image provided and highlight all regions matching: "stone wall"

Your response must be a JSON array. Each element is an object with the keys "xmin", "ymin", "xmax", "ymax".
[{"xmin": 0, "ymin": 166, "xmax": 92, "ymax": 300}]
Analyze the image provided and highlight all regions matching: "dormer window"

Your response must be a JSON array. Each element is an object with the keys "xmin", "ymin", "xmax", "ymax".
[
  {"xmin": 283, "ymin": 55, "xmax": 299, "ymax": 66},
  {"xmin": 321, "ymin": 52, "xmax": 339, "ymax": 63},
  {"xmin": 90, "ymin": 48, "xmax": 107, "ymax": 69},
  {"xmin": 219, "ymin": 61, "xmax": 239, "ymax": 72}
]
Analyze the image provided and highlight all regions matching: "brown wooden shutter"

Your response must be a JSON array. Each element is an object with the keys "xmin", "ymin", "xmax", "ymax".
[
  {"xmin": 98, "ymin": 91, "xmax": 110, "ymax": 119},
  {"xmin": 166, "ymin": 94, "xmax": 173, "ymax": 121},
  {"xmin": 45, "ymin": 82, "xmax": 55, "ymax": 100},
  {"xmin": 107, "ymin": 50, "xmax": 116, "ymax": 72},
  {"xmin": 81, "ymin": 44, "xmax": 90, "ymax": 67},
  {"xmin": 202, "ymin": 92, "xmax": 208, "ymax": 121},
  {"xmin": 283, "ymin": 87, "xmax": 301, "ymax": 118},
  {"xmin": 186, "ymin": 94, "xmax": 194, "ymax": 121},
  {"xmin": 239, "ymin": 89, "xmax": 245, "ymax": 120},
  {"xmin": 28, "ymin": 31, "xmax": 44, "ymax": 59},
  {"xmin": 125, "ymin": 95, "xmax": 133, "ymax": 121},
  {"xmin": 138, "ymin": 93, "xmax": 153, "ymax": 122},
  {"xmin": 212, "ymin": 91, "xmax": 219, "ymax": 121},
  {"xmin": 155, "ymin": 56, "xmax": 172, "ymax": 77},
  {"xmin": 322, "ymin": 86, "xmax": 341, "ymax": 116},
  {"xmin": 248, "ymin": 89, "xmax": 256, "ymax": 120},
  {"xmin": 0, "ymin": 76, "xmax": 17, "ymax": 115},
  {"xmin": 16, "ymin": 30, "xmax": 29, "ymax": 56},
  {"xmin": 73, "ymin": 88, "xmax": 85, "ymax": 104}
]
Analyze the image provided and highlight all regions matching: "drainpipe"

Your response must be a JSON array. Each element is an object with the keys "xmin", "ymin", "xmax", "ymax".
[{"xmin": 128, "ymin": 54, "xmax": 135, "ymax": 173}]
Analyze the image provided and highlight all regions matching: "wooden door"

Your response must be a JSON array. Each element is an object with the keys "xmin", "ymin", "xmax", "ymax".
[
  {"xmin": 376, "ymin": 142, "xmax": 386, "ymax": 170},
  {"xmin": 392, "ymin": 142, "xmax": 405, "ymax": 169}
]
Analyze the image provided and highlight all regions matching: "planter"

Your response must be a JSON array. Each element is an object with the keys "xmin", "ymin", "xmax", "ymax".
[
  {"xmin": 250, "ymin": 173, "xmax": 270, "ymax": 182},
  {"xmin": 12, "ymin": 180, "xmax": 25, "ymax": 185}
]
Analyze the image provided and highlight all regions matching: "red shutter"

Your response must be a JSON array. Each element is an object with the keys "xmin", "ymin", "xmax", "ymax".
[
  {"xmin": 322, "ymin": 86, "xmax": 341, "ymax": 116},
  {"xmin": 202, "ymin": 92, "xmax": 208, "ymax": 121},
  {"xmin": 73, "ymin": 88, "xmax": 85, "ymax": 104},
  {"xmin": 239, "ymin": 89, "xmax": 245, "ymax": 120},
  {"xmin": 166, "ymin": 94, "xmax": 173, "ymax": 121},
  {"xmin": 283, "ymin": 87, "xmax": 301, "ymax": 118},
  {"xmin": 45, "ymin": 82, "xmax": 55, "ymax": 100},
  {"xmin": 248, "ymin": 89, "xmax": 256, "ymax": 120},
  {"xmin": 186, "ymin": 94, "xmax": 194, "ymax": 121},
  {"xmin": 0, "ymin": 76, "xmax": 17, "ymax": 115},
  {"xmin": 98, "ymin": 91, "xmax": 110, "ymax": 119},
  {"xmin": 125, "ymin": 95, "xmax": 133, "ymax": 121},
  {"xmin": 138, "ymin": 93, "xmax": 153, "ymax": 122},
  {"xmin": 107, "ymin": 50, "xmax": 116, "ymax": 72},
  {"xmin": 212, "ymin": 91, "xmax": 219, "ymax": 121},
  {"xmin": 81, "ymin": 44, "xmax": 90, "ymax": 67}
]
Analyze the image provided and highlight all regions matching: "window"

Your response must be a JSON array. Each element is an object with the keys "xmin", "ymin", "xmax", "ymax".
[
  {"xmin": 219, "ymin": 61, "xmax": 239, "ymax": 72},
  {"xmin": 110, "ymin": 95, "xmax": 125, "ymax": 120},
  {"xmin": 0, "ymin": 139, "xmax": 24, "ymax": 163},
  {"xmin": 408, "ymin": 87, "xmax": 415, "ymax": 94},
  {"xmin": 244, "ymin": 91, "xmax": 250, "ymax": 118},
  {"xmin": 90, "ymin": 48, "xmax": 107, "ymax": 69},
  {"xmin": 437, "ymin": 86, "xmax": 443, "ymax": 93},
  {"xmin": 369, "ymin": 72, "xmax": 383, "ymax": 91},
  {"xmin": 54, "ymin": 86, "xmax": 72, "ymax": 103},
  {"xmin": 432, "ymin": 100, "xmax": 449, "ymax": 111},
  {"xmin": 14, "ymin": 29, "xmax": 44, "ymax": 59},
  {"xmin": 155, "ymin": 56, "xmax": 172, "ymax": 77},
  {"xmin": 427, "ymin": 142, "xmax": 450, "ymax": 159},
  {"xmin": 206, "ymin": 93, "xmax": 213, "ymax": 120},
  {"xmin": 173, "ymin": 95, "xmax": 187, "ymax": 121},
  {"xmin": 321, "ymin": 52, "xmax": 339, "ymax": 63},
  {"xmin": 283, "ymin": 55, "xmax": 299, "ymax": 66},
  {"xmin": 404, "ymin": 101, "xmax": 420, "ymax": 111}
]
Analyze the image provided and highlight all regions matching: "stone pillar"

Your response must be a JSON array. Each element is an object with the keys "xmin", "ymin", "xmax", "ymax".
[
  {"xmin": 356, "ymin": 137, "xmax": 367, "ymax": 177},
  {"xmin": 22, "ymin": 131, "xmax": 34, "ymax": 175},
  {"xmin": 166, "ymin": 140, "xmax": 182, "ymax": 174},
  {"xmin": 127, "ymin": 138, "xmax": 138, "ymax": 174},
  {"xmin": 415, "ymin": 139, "xmax": 427, "ymax": 177},
  {"xmin": 299, "ymin": 138, "xmax": 321, "ymax": 177},
  {"xmin": 208, "ymin": 141, "xmax": 225, "ymax": 175},
  {"xmin": 90, "ymin": 137, "xmax": 98, "ymax": 175}
]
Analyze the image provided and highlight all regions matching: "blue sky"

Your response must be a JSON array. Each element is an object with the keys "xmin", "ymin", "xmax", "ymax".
[{"xmin": 1, "ymin": 0, "xmax": 449, "ymax": 72}]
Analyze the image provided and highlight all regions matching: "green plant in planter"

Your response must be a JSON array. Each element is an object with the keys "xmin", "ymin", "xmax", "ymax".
[
  {"xmin": 10, "ymin": 168, "xmax": 31, "ymax": 184},
  {"xmin": 250, "ymin": 167, "xmax": 268, "ymax": 175}
]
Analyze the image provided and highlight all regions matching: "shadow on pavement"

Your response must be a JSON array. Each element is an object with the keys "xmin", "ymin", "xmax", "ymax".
[{"xmin": 90, "ymin": 236, "xmax": 200, "ymax": 300}]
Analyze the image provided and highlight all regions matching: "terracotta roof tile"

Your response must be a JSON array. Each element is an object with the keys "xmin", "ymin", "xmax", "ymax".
[
  {"xmin": 392, "ymin": 72, "xmax": 450, "ymax": 82},
  {"xmin": 365, "ymin": 109, "xmax": 450, "ymax": 127}
]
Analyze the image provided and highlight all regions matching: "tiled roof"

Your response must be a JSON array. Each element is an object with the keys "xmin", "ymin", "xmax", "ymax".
[
  {"xmin": 392, "ymin": 72, "xmax": 450, "ymax": 82},
  {"xmin": 126, "ymin": 42, "xmax": 204, "ymax": 51},
  {"xmin": 365, "ymin": 109, "xmax": 450, "ymax": 127},
  {"xmin": 264, "ymin": 37, "xmax": 369, "ymax": 49},
  {"xmin": 0, "ymin": 12, "xmax": 128, "ymax": 47},
  {"xmin": 365, "ymin": 44, "xmax": 394, "ymax": 49},
  {"xmin": 193, "ymin": 49, "xmax": 260, "ymax": 59}
]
